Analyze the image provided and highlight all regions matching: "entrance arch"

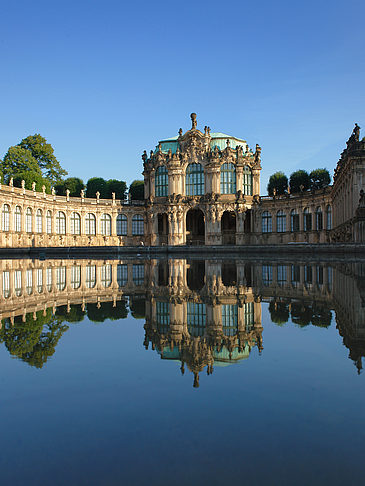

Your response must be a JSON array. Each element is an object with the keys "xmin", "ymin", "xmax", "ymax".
[
  {"xmin": 186, "ymin": 209, "xmax": 205, "ymax": 245},
  {"xmin": 221, "ymin": 211, "xmax": 236, "ymax": 245},
  {"xmin": 158, "ymin": 213, "xmax": 169, "ymax": 245}
]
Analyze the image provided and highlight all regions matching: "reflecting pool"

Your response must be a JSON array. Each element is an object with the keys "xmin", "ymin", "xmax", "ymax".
[{"xmin": 0, "ymin": 256, "xmax": 364, "ymax": 485}]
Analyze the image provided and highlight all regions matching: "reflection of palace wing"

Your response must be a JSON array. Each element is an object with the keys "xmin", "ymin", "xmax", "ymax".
[{"xmin": 0, "ymin": 258, "xmax": 365, "ymax": 378}]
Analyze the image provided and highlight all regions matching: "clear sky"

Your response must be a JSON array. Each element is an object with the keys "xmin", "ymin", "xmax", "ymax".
[{"xmin": 1, "ymin": 0, "xmax": 364, "ymax": 192}]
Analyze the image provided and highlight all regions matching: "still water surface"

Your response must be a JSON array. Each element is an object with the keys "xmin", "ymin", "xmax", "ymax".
[{"xmin": 0, "ymin": 256, "xmax": 364, "ymax": 485}]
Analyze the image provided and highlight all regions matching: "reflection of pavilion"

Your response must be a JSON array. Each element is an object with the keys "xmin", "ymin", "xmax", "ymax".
[{"xmin": 144, "ymin": 259, "xmax": 263, "ymax": 387}]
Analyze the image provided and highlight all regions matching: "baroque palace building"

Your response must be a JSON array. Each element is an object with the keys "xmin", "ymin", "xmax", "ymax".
[{"xmin": 0, "ymin": 114, "xmax": 364, "ymax": 248}]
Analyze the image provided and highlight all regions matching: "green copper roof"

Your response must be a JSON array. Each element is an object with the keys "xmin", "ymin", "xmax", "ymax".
[{"xmin": 157, "ymin": 132, "xmax": 247, "ymax": 154}]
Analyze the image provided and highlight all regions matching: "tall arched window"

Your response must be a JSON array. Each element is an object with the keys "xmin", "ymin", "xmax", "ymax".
[
  {"xmin": 101, "ymin": 213, "xmax": 111, "ymax": 236},
  {"xmin": 276, "ymin": 210, "xmax": 286, "ymax": 232},
  {"xmin": 303, "ymin": 208, "xmax": 312, "ymax": 231},
  {"xmin": 155, "ymin": 165, "xmax": 168, "ymax": 197},
  {"xmin": 1, "ymin": 204, "xmax": 10, "ymax": 231},
  {"xmin": 25, "ymin": 208, "xmax": 32, "ymax": 233},
  {"xmin": 326, "ymin": 205, "xmax": 332, "ymax": 230},
  {"xmin": 186, "ymin": 163, "xmax": 204, "ymax": 196},
  {"xmin": 262, "ymin": 211, "xmax": 272, "ymax": 233},
  {"xmin": 117, "ymin": 214, "xmax": 127, "ymax": 235},
  {"xmin": 290, "ymin": 209, "xmax": 299, "ymax": 232},
  {"xmin": 14, "ymin": 206, "xmax": 21, "ymax": 232},
  {"xmin": 86, "ymin": 265, "xmax": 96, "ymax": 288},
  {"xmin": 36, "ymin": 209, "xmax": 42, "ymax": 233},
  {"xmin": 101, "ymin": 264, "xmax": 112, "ymax": 287},
  {"xmin": 70, "ymin": 212, "xmax": 81, "ymax": 235},
  {"xmin": 46, "ymin": 210, "xmax": 52, "ymax": 234},
  {"xmin": 222, "ymin": 304, "xmax": 238, "ymax": 336},
  {"xmin": 71, "ymin": 266, "xmax": 81, "ymax": 289},
  {"xmin": 220, "ymin": 162, "xmax": 236, "ymax": 194},
  {"xmin": 85, "ymin": 213, "xmax": 96, "ymax": 235},
  {"xmin": 56, "ymin": 211, "xmax": 66, "ymax": 235},
  {"xmin": 56, "ymin": 266, "xmax": 66, "ymax": 291},
  {"xmin": 315, "ymin": 207, "xmax": 323, "ymax": 230},
  {"xmin": 243, "ymin": 166, "xmax": 253, "ymax": 195},
  {"xmin": 132, "ymin": 214, "xmax": 144, "ymax": 235}
]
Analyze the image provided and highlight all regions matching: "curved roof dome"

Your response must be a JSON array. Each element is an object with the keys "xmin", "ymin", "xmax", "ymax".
[{"xmin": 157, "ymin": 132, "xmax": 247, "ymax": 154}]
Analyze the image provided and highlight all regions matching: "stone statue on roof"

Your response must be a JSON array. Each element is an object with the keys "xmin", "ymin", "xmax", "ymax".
[{"xmin": 190, "ymin": 113, "xmax": 197, "ymax": 130}]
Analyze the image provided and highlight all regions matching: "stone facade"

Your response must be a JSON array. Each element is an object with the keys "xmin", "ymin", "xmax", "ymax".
[{"xmin": 0, "ymin": 116, "xmax": 364, "ymax": 248}]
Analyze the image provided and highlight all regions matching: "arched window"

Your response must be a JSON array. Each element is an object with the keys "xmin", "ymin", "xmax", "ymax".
[
  {"xmin": 222, "ymin": 304, "xmax": 238, "ymax": 336},
  {"xmin": 262, "ymin": 211, "xmax": 272, "ymax": 233},
  {"xmin": 71, "ymin": 266, "xmax": 81, "ymax": 289},
  {"xmin": 186, "ymin": 163, "xmax": 204, "ymax": 196},
  {"xmin": 56, "ymin": 266, "xmax": 66, "ymax": 291},
  {"xmin": 155, "ymin": 165, "xmax": 168, "ymax": 197},
  {"xmin": 46, "ymin": 210, "xmax": 52, "ymax": 234},
  {"xmin": 276, "ymin": 210, "xmax": 286, "ymax": 232},
  {"xmin": 14, "ymin": 270, "xmax": 22, "ymax": 297},
  {"xmin": 132, "ymin": 214, "xmax": 144, "ymax": 235},
  {"xmin": 117, "ymin": 214, "xmax": 127, "ymax": 236},
  {"xmin": 3, "ymin": 271, "xmax": 10, "ymax": 298},
  {"xmin": 101, "ymin": 264, "xmax": 112, "ymax": 287},
  {"xmin": 36, "ymin": 268, "xmax": 43, "ymax": 293},
  {"xmin": 315, "ymin": 207, "xmax": 323, "ymax": 230},
  {"xmin": 85, "ymin": 213, "xmax": 96, "ymax": 235},
  {"xmin": 25, "ymin": 208, "xmax": 32, "ymax": 233},
  {"xmin": 86, "ymin": 265, "xmax": 96, "ymax": 288},
  {"xmin": 220, "ymin": 162, "xmax": 236, "ymax": 194},
  {"xmin": 303, "ymin": 208, "xmax": 312, "ymax": 231},
  {"xmin": 56, "ymin": 211, "xmax": 66, "ymax": 235},
  {"xmin": 1, "ymin": 204, "xmax": 10, "ymax": 231},
  {"xmin": 243, "ymin": 166, "xmax": 253, "ymax": 195},
  {"xmin": 290, "ymin": 209, "xmax": 299, "ymax": 232},
  {"xmin": 36, "ymin": 209, "xmax": 42, "ymax": 233},
  {"xmin": 101, "ymin": 214, "xmax": 111, "ymax": 236},
  {"xmin": 117, "ymin": 264, "xmax": 128, "ymax": 287},
  {"xmin": 26, "ymin": 269, "xmax": 33, "ymax": 295},
  {"xmin": 70, "ymin": 212, "xmax": 81, "ymax": 235},
  {"xmin": 14, "ymin": 206, "xmax": 21, "ymax": 232},
  {"xmin": 326, "ymin": 205, "xmax": 332, "ymax": 230}
]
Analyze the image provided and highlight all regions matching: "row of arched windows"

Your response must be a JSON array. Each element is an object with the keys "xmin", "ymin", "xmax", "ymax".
[
  {"xmin": 155, "ymin": 163, "xmax": 253, "ymax": 196},
  {"xmin": 1, "ymin": 263, "xmax": 145, "ymax": 298},
  {"xmin": 1, "ymin": 205, "xmax": 144, "ymax": 236},
  {"xmin": 262, "ymin": 206, "xmax": 332, "ymax": 233}
]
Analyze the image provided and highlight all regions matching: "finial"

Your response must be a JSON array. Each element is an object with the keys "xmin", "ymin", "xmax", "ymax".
[
  {"xmin": 142, "ymin": 150, "xmax": 147, "ymax": 162},
  {"xmin": 178, "ymin": 128, "xmax": 183, "ymax": 136},
  {"xmin": 190, "ymin": 112, "xmax": 197, "ymax": 130},
  {"xmin": 226, "ymin": 139, "xmax": 230, "ymax": 148}
]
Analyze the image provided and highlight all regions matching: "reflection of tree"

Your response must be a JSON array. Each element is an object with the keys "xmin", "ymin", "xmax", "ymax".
[
  {"xmin": 55, "ymin": 304, "xmax": 86, "ymax": 323},
  {"xmin": 129, "ymin": 297, "xmax": 145, "ymax": 319},
  {"xmin": 87, "ymin": 299, "xmax": 128, "ymax": 323},
  {"xmin": 311, "ymin": 303, "xmax": 332, "ymax": 328},
  {"xmin": 0, "ymin": 308, "xmax": 68, "ymax": 368},
  {"xmin": 291, "ymin": 302, "xmax": 312, "ymax": 327},
  {"xmin": 269, "ymin": 301, "xmax": 289, "ymax": 326}
]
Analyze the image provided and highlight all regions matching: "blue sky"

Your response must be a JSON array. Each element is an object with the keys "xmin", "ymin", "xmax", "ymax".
[{"xmin": 1, "ymin": 0, "xmax": 364, "ymax": 192}]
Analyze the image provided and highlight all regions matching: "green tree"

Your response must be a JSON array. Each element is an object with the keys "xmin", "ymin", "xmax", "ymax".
[
  {"xmin": 19, "ymin": 134, "xmax": 67, "ymax": 183},
  {"xmin": 13, "ymin": 170, "xmax": 51, "ymax": 193},
  {"xmin": 309, "ymin": 168, "xmax": 331, "ymax": 190},
  {"xmin": 129, "ymin": 180, "xmax": 144, "ymax": 201},
  {"xmin": 2, "ymin": 146, "xmax": 41, "ymax": 181},
  {"xmin": 106, "ymin": 179, "xmax": 127, "ymax": 200},
  {"xmin": 55, "ymin": 177, "xmax": 84, "ymax": 197},
  {"xmin": 267, "ymin": 171, "xmax": 288, "ymax": 196},
  {"xmin": 86, "ymin": 177, "xmax": 107, "ymax": 198},
  {"xmin": 130, "ymin": 297, "xmax": 146, "ymax": 319},
  {"xmin": 290, "ymin": 302, "xmax": 312, "ymax": 327},
  {"xmin": 289, "ymin": 170, "xmax": 310, "ymax": 193}
]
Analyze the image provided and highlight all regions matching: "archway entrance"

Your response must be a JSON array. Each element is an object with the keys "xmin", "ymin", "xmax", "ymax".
[
  {"xmin": 221, "ymin": 211, "xmax": 236, "ymax": 245},
  {"xmin": 186, "ymin": 209, "xmax": 205, "ymax": 245},
  {"xmin": 158, "ymin": 213, "xmax": 169, "ymax": 245}
]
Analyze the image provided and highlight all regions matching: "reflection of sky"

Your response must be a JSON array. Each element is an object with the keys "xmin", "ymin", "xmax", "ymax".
[{"xmin": 0, "ymin": 296, "xmax": 365, "ymax": 485}]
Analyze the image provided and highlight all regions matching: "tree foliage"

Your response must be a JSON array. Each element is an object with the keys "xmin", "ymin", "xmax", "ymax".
[
  {"xmin": 129, "ymin": 180, "xmax": 144, "ymax": 201},
  {"xmin": 105, "ymin": 179, "xmax": 127, "ymax": 200},
  {"xmin": 2, "ymin": 134, "xmax": 67, "ymax": 185},
  {"xmin": 18, "ymin": 134, "xmax": 67, "ymax": 183},
  {"xmin": 54, "ymin": 177, "xmax": 84, "ymax": 197},
  {"xmin": 309, "ymin": 168, "xmax": 331, "ymax": 190},
  {"xmin": 86, "ymin": 177, "xmax": 127, "ymax": 199},
  {"xmin": 289, "ymin": 170, "xmax": 310, "ymax": 193},
  {"xmin": 269, "ymin": 301, "xmax": 289, "ymax": 325},
  {"xmin": 13, "ymin": 171, "xmax": 51, "ymax": 193},
  {"xmin": 267, "ymin": 171, "xmax": 288, "ymax": 196}
]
